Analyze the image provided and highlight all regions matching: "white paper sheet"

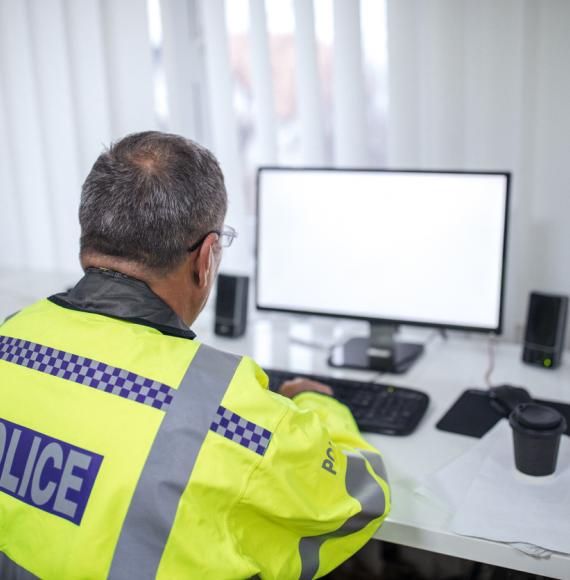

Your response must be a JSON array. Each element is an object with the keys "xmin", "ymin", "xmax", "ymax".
[{"xmin": 417, "ymin": 420, "xmax": 570, "ymax": 557}]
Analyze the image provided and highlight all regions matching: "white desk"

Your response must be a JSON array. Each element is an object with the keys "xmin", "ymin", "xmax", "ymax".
[
  {"xmin": 2, "ymin": 271, "xmax": 570, "ymax": 578},
  {"xmin": 193, "ymin": 311, "xmax": 570, "ymax": 579}
]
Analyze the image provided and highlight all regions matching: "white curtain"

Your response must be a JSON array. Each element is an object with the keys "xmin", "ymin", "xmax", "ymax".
[
  {"xmin": 0, "ymin": 0, "xmax": 156, "ymax": 275},
  {"xmin": 1, "ymin": 0, "xmax": 569, "ymax": 340},
  {"xmin": 386, "ymin": 0, "xmax": 570, "ymax": 340}
]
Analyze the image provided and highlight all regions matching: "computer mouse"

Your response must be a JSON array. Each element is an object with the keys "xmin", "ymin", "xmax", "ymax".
[{"xmin": 489, "ymin": 384, "xmax": 532, "ymax": 416}]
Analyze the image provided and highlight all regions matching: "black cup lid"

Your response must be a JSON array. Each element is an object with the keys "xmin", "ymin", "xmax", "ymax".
[{"xmin": 511, "ymin": 403, "xmax": 563, "ymax": 430}]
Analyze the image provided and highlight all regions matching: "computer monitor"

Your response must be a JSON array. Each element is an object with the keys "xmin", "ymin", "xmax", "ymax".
[{"xmin": 256, "ymin": 167, "xmax": 510, "ymax": 373}]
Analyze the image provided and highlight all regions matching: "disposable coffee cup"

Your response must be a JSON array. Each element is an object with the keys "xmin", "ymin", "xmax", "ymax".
[{"xmin": 509, "ymin": 403, "xmax": 566, "ymax": 477}]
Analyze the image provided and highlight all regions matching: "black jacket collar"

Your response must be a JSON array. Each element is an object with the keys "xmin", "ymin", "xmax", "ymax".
[{"xmin": 49, "ymin": 268, "xmax": 196, "ymax": 340}]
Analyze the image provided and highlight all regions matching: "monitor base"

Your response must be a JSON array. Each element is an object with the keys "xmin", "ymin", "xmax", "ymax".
[{"xmin": 328, "ymin": 337, "xmax": 424, "ymax": 374}]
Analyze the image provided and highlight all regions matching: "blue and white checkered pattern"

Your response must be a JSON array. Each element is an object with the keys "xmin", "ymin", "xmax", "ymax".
[
  {"xmin": 210, "ymin": 405, "xmax": 272, "ymax": 456},
  {"xmin": 0, "ymin": 335, "xmax": 174, "ymax": 411}
]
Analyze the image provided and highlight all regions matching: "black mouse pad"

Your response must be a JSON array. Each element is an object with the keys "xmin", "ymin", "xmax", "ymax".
[{"xmin": 436, "ymin": 388, "xmax": 570, "ymax": 438}]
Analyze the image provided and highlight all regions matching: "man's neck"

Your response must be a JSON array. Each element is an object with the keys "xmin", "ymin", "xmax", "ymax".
[{"xmin": 80, "ymin": 254, "xmax": 200, "ymax": 326}]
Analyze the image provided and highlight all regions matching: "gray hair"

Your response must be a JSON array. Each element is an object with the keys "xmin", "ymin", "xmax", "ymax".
[{"xmin": 79, "ymin": 131, "xmax": 227, "ymax": 272}]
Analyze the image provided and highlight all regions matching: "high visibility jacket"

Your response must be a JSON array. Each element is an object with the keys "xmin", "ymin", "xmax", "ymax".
[{"xmin": 0, "ymin": 268, "xmax": 390, "ymax": 579}]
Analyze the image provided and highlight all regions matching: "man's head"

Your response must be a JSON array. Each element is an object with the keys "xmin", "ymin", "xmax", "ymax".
[
  {"xmin": 80, "ymin": 131, "xmax": 227, "ymax": 271},
  {"xmin": 79, "ymin": 131, "xmax": 229, "ymax": 324}
]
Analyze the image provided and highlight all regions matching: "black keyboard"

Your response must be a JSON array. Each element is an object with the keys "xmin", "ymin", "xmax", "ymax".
[{"xmin": 265, "ymin": 369, "xmax": 430, "ymax": 436}]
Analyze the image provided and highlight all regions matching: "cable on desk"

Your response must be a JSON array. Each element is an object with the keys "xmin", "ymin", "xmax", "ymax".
[
  {"xmin": 424, "ymin": 329, "xmax": 445, "ymax": 346},
  {"xmin": 484, "ymin": 334, "xmax": 497, "ymax": 387}
]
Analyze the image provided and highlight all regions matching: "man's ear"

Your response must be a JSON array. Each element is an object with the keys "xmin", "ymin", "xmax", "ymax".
[{"xmin": 192, "ymin": 233, "xmax": 218, "ymax": 288}]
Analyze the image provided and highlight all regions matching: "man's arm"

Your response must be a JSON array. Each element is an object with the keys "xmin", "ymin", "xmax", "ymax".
[{"xmin": 230, "ymin": 382, "xmax": 390, "ymax": 579}]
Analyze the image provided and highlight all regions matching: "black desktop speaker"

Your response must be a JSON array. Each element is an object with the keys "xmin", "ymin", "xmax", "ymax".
[
  {"xmin": 214, "ymin": 274, "xmax": 249, "ymax": 337},
  {"xmin": 522, "ymin": 292, "xmax": 568, "ymax": 369}
]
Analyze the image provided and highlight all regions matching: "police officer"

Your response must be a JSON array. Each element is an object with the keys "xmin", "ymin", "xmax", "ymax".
[{"xmin": 0, "ymin": 131, "xmax": 390, "ymax": 579}]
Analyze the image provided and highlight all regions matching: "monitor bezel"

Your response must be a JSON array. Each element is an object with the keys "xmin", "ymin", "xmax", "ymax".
[{"xmin": 255, "ymin": 166, "xmax": 511, "ymax": 335}]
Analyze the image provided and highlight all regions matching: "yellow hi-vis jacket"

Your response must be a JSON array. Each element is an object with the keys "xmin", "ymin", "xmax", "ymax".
[{"xmin": 0, "ymin": 269, "xmax": 390, "ymax": 579}]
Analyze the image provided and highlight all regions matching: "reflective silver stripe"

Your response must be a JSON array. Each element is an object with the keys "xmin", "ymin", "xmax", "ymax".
[
  {"xmin": 108, "ymin": 345, "xmax": 241, "ymax": 579},
  {"xmin": 360, "ymin": 449, "xmax": 389, "ymax": 485},
  {"xmin": 0, "ymin": 553, "xmax": 38, "ymax": 580},
  {"xmin": 298, "ymin": 450, "xmax": 388, "ymax": 580}
]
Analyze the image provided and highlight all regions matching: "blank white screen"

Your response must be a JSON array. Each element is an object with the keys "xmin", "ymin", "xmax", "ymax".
[{"xmin": 257, "ymin": 169, "xmax": 508, "ymax": 330}]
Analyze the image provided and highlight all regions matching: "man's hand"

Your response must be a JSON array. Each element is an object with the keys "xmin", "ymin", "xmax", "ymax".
[{"xmin": 279, "ymin": 378, "xmax": 334, "ymax": 399}]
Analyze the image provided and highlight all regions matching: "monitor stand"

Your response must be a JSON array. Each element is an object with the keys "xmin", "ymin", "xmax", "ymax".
[{"xmin": 328, "ymin": 323, "xmax": 424, "ymax": 374}]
